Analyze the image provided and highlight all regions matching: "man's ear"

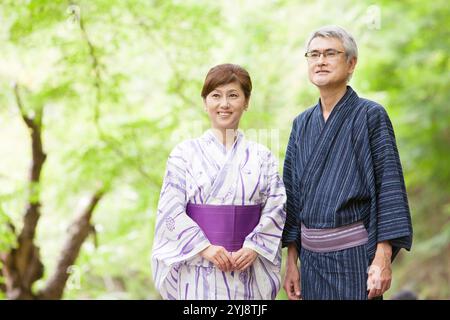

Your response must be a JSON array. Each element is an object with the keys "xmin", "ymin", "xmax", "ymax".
[{"xmin": 348, "ymin": 56, "xmax": 357, "ymax": 73}]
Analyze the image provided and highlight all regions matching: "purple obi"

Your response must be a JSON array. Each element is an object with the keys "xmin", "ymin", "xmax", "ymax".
[{"xmin": 186, "ymin": 203, "xmax": 261, "ymax": 252}]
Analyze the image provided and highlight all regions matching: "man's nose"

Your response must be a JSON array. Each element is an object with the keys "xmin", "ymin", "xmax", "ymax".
[{"xmin": 316, "ymin": 54, "xmax": 327, "ymax": 65}]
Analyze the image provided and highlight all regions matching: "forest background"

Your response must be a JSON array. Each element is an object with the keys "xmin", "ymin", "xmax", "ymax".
[{"xmin": 0, "ymin": 0, "xmax": 448, "ymax": 299}]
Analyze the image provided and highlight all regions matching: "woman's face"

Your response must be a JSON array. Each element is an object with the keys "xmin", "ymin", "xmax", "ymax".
[{"xmin": 203, "ymin": 81, "xmax": 248, "ymax": 132}]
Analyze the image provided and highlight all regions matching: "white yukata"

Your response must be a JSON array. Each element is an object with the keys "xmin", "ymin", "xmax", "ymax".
[{"xmin": 151, "ymin": 129, "xmax": 286, "ymax": 300}]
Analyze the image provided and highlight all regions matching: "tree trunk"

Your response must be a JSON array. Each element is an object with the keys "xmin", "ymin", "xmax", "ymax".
[
  {"xmin": 0, "ymin": 85, "xmax": 104, "ymax": 299},
  {"xmin": 1, "ymin": 84, "xmax": 46, "ymax": 299},
  {"xmin": 38, "ymin": 192, "xmax": 103, "ymax": 299}
]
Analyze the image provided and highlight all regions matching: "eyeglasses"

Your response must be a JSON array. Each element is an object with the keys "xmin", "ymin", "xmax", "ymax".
[{"xmin": 304, "ymin": 49, "xmax": 345, "ymax": 61}]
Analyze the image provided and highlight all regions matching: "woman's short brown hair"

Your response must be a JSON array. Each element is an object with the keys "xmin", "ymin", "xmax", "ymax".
[{"xmin": 201, "ymin": 64, "xmax": 252, "ymax": 100}]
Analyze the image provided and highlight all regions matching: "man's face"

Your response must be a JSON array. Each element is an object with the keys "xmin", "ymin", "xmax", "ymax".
[{"xmin": 307, "ymin": 36, "xmax": 357, "ymax": 89}]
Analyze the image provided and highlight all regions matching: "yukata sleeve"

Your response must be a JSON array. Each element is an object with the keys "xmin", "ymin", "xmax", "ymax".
[
  {"xmin": 367, "ymin": 105, "xmax": 413, "ymax": 259},
  {"xmin": 243, "ymin": 149, "xmax": 287, "ymax": 266},
  {"xmin": 281, "ymin": 119, "xmax": 302, "ymax": 252},
  {"xmin": 151, "ymin": 143, "xmax": 210, "ymax": 295}
]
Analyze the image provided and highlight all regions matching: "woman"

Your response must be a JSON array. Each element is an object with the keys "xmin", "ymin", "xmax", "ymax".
[{"xmin": 151, "ymin": 64, "xmax": 286, "ymax": 300}]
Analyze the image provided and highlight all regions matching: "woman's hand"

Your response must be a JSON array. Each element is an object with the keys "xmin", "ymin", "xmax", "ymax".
[
  {"xmin": 232, "ymin": 247, "xmax": 258, "ymax": 271},
  {"xmin": 200, "ymin": 245, "xmax": 235, "ymax": 272}
]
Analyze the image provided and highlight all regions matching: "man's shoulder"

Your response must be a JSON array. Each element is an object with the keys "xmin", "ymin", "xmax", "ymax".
[
  {"xmin": 354, "ymin": 96, "xmax": 393, "ymax": 131},
  {"xmin": 355, "ymin": 96, "xmax": 387, "ymax": 115},
  {"xmin": 360, "ymin": 98, "xmax": 391, "ymax": 124},
  {"xmin": 293, "ymin": 105, "xmax": 317, "ymax": 126}
]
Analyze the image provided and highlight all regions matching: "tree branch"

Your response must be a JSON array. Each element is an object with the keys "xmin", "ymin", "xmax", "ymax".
[
  {"xmin": 134, "ymin": 17, "xmax": 198, "ymax": 107},
  {"xmin": 3, "ymin": 84, "xmax": 47, "ymax": 299},
  {"xmin": 74, "ymin": 6, "xmax": 156, "ymax": 184},
  {"xmin": 38, "ymin": 190, "xmax": 104, "ymax": 299},
  {"xmin": 14, "ymin": 84, "xmax": 46, "ymax": 240},
  {"xmin": 77, "ymin": 9, "xmax": 102, "ymax": 123}
]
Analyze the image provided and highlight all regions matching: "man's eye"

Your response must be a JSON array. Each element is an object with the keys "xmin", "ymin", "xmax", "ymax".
[
  {"xmin": 310, "ymin": 52, "xmax": 320, "ymax": 57},
  {"xmin": 326, "ymin": 50, "xmax": 336, "ymax": 56}
]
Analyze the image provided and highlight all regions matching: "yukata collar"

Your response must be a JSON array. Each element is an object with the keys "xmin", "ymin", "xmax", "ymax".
[
  {"xmin": 316, "ymin": 85, "xmax": 357, "ymax": 114},
  {"xmin": 203, "ymin": 128, "xmax": 245, "ymax": 150}
]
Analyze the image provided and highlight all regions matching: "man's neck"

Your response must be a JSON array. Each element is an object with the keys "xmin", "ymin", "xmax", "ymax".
[{"xmin": 318, "ymin": 85, "xmax": 348, "ymax": 118}]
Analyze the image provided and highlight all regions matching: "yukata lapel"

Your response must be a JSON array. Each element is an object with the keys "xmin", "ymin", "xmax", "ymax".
[
  {"xmin": 204, "ymin": 131, "xmax": 247, "ymax": 203},
  {"xmin": 299, "ymin": 87, "xmax": 359, "ymax": 198}
]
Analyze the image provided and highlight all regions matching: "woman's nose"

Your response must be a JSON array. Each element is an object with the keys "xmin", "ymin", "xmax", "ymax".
[{"xmin": 220, "ymin": 98, "xmax": 230, "ymax": 108}]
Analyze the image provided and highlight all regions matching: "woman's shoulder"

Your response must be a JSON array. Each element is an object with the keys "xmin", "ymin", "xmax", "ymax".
[
  {"xmin": 168, "ymin": 138, "xmax": 197, "ymax": 159},
  {"xmin": 245, "ymin": 139, "xmax": 278, "ymax": 163},
  {"xmin": 246, "ymin": 139, "xmax": 270, "ymax": 152}
]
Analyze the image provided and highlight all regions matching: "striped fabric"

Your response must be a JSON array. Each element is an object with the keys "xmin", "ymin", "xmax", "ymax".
[
  {"xmin": 301, "ymin": 244, "xmax": 370, "ymax": 300},
  {"xmin": 301, "ymin": 221, "xmax": 368, "ymax": 253},
  {"xmin": 152, "ymin": 130, "xmax": 286, "ymax": 300},
  {"xmin": 281, "ymin": 86, "xmax": 413, "ymax": 299}
]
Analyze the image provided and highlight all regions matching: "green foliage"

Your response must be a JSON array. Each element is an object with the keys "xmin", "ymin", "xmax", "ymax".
[
  {"xmin": 0, "ymin": 206, "xmax": 15, "ymax": 299},
  {"xmin": 0, "ymin": 206, "xmax": 17, "ymax": 253},
  {"xmin": 358, "ymin": 0, "xmax": 450, "ymax": 299},
  {"xmin": 0, "ymin": 0, "xmax": 448, "ymax": 299}
]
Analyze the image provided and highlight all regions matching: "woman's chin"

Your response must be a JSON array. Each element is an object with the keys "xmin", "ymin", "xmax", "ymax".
[{"xmin": 213, "ymin": 119, "xmax": 238, "ymax": 129}]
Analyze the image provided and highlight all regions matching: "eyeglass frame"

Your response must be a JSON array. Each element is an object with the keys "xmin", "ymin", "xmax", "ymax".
[{"xmin": 304, "ymin": 49, "xmax": 345, "ymax": 61}]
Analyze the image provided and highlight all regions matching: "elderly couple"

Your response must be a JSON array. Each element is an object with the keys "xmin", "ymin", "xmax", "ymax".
[{"xmin": 151, "ymin": 26, "xmax": 412, "ymax": 300}]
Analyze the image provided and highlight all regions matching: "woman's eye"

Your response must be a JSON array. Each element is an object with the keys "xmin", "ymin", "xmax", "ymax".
[
  {"xmin": 229, "ymin": 94, "xmax": 238, "ymax": 98},
  {"xmin": 212, "ymin": 94, "xmax": 220, "ymax": 98}
]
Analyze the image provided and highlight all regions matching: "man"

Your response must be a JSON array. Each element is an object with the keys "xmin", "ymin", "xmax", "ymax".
[{"xmin": 282, "ymin": 26, "xmax": 413, "ymax": 300}]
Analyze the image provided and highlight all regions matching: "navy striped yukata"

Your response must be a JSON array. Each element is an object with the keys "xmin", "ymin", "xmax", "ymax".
[{"xmin": 281, "ymin": 86, "xmax": 413, "ymax": 300}]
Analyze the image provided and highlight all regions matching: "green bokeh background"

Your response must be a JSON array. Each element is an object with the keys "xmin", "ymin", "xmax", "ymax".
[{"xmin": 0, "ymin": 0, "xmax": 448, "ymax": 299}]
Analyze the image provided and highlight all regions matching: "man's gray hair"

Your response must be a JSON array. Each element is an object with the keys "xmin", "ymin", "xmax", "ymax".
[{"xmin": 305, "ymin": 25, "xmax": 358, "ymax": 62}]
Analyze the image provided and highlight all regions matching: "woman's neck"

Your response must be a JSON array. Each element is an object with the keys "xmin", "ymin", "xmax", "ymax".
[{"xmin": 211, "ymin": 127, "xmax": 238, "ymax": 150}]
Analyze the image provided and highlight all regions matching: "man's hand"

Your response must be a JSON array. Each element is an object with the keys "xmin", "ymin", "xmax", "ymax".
[
  {"xmin": 367, "ymin": 241, "xmax": 392, "ymax": 299},
  {"xmin": 232, "ymin": 247, "xmax": 258, "ymax": 271},
  {"xmin": 283, "ymin": 243, "xmax": 301, "ymax": 300},
  {"xmin": 284, "ymin": 263, "xmax": 301, "ymax": 300},
  {"xmin": 200, "ymin": 245, "xmax": 235, "ymax": 272}
]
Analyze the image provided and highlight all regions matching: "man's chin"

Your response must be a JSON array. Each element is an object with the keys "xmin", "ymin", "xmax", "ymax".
[{"xmin": 312, "ymin": 80, "xmax": 330, "ymax": 87}]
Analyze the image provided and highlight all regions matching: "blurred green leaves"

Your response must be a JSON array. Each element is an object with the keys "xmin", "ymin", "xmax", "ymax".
[
  {"xmin": 0, "ymin": 206, "xmax": 17, "ymax": 253},
  {"xmin": 0, "ymin": 0, "xmax": 449, "ymax": 299}
]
